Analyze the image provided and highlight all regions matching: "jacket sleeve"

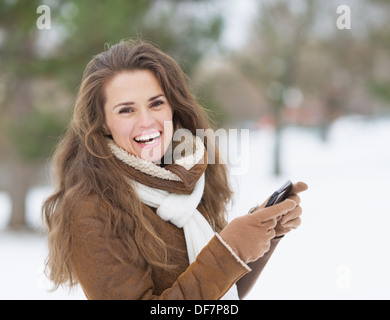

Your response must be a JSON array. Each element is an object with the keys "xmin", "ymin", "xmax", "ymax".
[
  {"xmin": 236, "ymin": 237, "xmax": 282, "ymax": 299},
  {"xmin": 70, "ymin": 202, "xmax": 250, "ymax": 300}
]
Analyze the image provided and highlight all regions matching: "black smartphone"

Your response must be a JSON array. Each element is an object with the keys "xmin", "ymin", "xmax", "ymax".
[{"xmin": 265, "ymin": 180, "xmax": 293, "ymax": 207}]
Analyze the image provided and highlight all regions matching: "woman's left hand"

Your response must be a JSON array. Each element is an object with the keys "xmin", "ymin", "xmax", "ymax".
[{"xmin": 274, "ymin": 181, "xmax": 308, "ymax": 238}]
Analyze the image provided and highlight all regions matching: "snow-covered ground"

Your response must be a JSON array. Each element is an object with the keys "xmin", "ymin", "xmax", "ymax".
[{"xmin": 1, "ymin": 115, "xmax": 389, "ymax": 300}]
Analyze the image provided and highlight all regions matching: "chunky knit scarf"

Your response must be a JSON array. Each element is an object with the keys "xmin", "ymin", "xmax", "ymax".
[{"xmin": 107, "ymin": 136, "xmax": 239, "ymax": 300}]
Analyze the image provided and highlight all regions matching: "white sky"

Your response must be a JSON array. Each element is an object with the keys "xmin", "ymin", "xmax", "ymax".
[{"xmin": 218, "ymin": 0, "xmax": 258, "ymax": 49}]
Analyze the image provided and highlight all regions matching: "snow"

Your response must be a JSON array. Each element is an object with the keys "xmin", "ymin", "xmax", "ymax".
[
  {"xmin": 1, "ymin": 116, "xmax": 389, "ymax": 300},
  {"xmin": 0, "ymin": 231, "xmax": 86, "ymax": 300}
]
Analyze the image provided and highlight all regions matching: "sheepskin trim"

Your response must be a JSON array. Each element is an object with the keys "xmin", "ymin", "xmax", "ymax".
[
  {"xmin": 107, "ymin": 139, "xmax": 182, "ymax": 182},
  {"xmin": 215, "ymin": 233, "xmax": 252, "ymax": 272},
  {"xmin": 107, "ymin": 134, "xmax": 205, "ymax": 182}
]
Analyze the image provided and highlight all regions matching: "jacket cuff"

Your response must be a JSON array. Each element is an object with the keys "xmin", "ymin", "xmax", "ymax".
[{"xmin": 215, "ymin": 233, "xmax": 251, "ymax": 272}]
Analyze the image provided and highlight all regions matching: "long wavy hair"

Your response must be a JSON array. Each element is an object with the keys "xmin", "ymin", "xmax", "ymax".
[{"xmin": 42, "ymin": 40, "xmax": 233, "ymax": 289}]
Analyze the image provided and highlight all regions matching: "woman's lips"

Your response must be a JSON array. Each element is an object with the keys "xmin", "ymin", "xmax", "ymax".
[{"xmin": 133, "ymin": 131, "xmax": 162, "ymax": 149}]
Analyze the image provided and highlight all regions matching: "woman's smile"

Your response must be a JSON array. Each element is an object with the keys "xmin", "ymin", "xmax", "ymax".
[
  {"xmin": 133, "ymin": 130, "xmax": 162, "ymax": 148},
  {"xmin": 104, "ymin": 70, "xmax": 174, "ymax": 162}
]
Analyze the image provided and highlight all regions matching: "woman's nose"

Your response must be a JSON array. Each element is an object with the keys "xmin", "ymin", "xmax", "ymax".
[{"xmin": 138, "ymin": 108, "xmax": 156, "ymax": 128}]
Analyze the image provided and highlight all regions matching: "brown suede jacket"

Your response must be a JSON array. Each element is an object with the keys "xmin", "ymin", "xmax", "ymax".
[{"xmin": 70, "ymin": 152, "xmax": 281, "ymax": 300}]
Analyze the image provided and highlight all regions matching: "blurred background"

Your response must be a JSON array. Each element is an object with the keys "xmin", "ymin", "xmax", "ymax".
[{"xmin": 0, "ymin": 0, "xmax": 389, "ymax": 299}]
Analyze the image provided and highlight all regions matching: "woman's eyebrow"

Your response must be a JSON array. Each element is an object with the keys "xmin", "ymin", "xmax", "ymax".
[
  {"xmin": 113, "ymin": 94, "xmax": 165, "ymax": 110},
  {"xmin": 113, "ymin": 101, "xmax": 134, "ymax": 109},
  {"xmin": 148, "ymin": 94, "xmax": 164, "ymax": 101}
]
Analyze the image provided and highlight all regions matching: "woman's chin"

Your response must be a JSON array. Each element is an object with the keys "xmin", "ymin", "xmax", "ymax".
[{"xmin": 138, "ymin": 143, "xmax": 165, "ymax": 163}]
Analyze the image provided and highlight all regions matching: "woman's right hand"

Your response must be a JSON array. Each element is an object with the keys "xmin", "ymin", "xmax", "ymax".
[{"xmin": 219, "ymin": 199, "xmax": 297, "ymax": 263}]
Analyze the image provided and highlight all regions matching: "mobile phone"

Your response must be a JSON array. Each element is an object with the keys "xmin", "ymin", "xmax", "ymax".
[{"xmin": 265, "ymin": 180, "xmax": 293, "ymax": 207}]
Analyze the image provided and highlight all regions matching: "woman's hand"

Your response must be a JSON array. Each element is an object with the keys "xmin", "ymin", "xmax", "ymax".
[
  {"xmin": 220, "ymin": 199, "xmax": 297, "ymax": 263},
  {"xmin": 273, "ymin": 181, "xmax": 308, "ymax": 237}
]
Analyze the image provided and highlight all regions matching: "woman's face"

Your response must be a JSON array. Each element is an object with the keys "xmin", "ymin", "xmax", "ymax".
[{"xmin": 104, "ymin": 70, "xmax": 173, "ymax": 162}]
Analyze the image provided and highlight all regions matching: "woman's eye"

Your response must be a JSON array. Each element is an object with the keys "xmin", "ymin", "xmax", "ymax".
[
  {"xmin": 119, "ymin": 107, "xmax": 132, "ymax": 114},
  {"xmin": 151, "ymin": 100, "xmax": 164, "ymax": 108}
]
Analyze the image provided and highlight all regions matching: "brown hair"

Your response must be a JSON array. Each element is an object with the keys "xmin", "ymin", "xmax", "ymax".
[{"xmin": 42, "ymin": 40, "xmax": 232, "ymax": 288}]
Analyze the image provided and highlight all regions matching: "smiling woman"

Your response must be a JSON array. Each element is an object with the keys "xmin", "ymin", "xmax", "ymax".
[
  {"xmin": 103, "ymin": 70, "xmax": 173, "ymax": 163},
  {"xmin": 42, "ymin": 40, "xmax": 307, "ymax": 300}
]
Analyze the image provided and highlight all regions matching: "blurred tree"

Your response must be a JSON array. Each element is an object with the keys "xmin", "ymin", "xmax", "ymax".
[
  {"xmin": 42, "ymin": 0, "xmax": 223, "ymax": 92},
  {"xmin": 0, "ymin": 0, "xmax": 223, "ymax": 229},
  {"xmin": 234, "ymin": 0, "xmax": 317, "ymax": 176},
  {"xmin": 365, "ymin": 0, "xmax": 390, "ymax": 111},
  {"xmin": 224, "ymin": 0, "xmax": 390, "ymax": 176},
  {"xmin": 301, "ymin": 0, "xmax": 390, "ymax": 138},
  {"xmin": 0, "ymin": 0, "xmax": 62, "ymax": 228}
]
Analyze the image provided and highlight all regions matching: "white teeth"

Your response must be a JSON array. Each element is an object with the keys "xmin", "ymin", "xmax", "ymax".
[{"xmin": 134, "ymin": 132, "xmax": 161, "ymax": 143}]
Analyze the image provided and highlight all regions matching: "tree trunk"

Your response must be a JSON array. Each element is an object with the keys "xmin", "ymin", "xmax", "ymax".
[
  {"xmin": 7, "ymin": 162, "xmax": 36, "ymax": 229},
  {"xmin": 4, "ymin": 77, "xmax": 36, "ymax": 229},
  {"xmin": 273, "ymin": 115, "xmax": 282, "ymax": 176}
]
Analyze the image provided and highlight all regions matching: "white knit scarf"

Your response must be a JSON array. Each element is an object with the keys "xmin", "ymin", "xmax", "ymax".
[{"xmin": 107, "ymin": 137, "xmax": 239, "ymax": 300}]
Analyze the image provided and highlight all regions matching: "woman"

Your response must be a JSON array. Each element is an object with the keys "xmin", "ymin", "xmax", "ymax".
[{"xmin": 42, "ymin": 40, "xmax": 307, "ymax": 300}]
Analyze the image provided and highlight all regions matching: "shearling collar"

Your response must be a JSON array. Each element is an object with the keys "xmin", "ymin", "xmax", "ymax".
[{"xmin": 107, "ymin": 134, "xmax": 207, "ymax": 195}]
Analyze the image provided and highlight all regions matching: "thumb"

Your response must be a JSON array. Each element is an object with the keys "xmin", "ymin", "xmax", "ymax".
[{"xmin": 291, "ymin": 181, "xmax": 308, "ymax": 194}]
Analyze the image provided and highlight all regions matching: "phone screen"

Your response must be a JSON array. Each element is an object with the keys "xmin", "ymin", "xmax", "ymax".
[{"xmin": 265, "ymin": 180, "xmax": 292, "ymax": 207}]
